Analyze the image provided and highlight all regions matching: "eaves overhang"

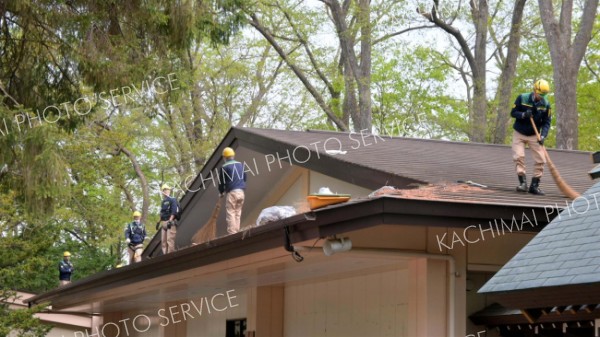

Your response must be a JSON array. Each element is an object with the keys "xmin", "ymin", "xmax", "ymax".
[
  {"xmin": 484, "ymin": 283, "xmax": 600, "ymax": 310},
  {"xmin": 28, "ymin": 196, "xmax": 553, "ymax": 309}
]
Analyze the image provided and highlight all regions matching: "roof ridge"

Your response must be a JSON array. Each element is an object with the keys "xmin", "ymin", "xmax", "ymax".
[{"xmin": 238, "ymin": 127, "xmax": 591, "ymax": 153}]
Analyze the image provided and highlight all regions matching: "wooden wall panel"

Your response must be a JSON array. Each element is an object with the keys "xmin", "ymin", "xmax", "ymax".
[{"xmin": 284, "ymin": 269, "xmax": 409, "ymax": 337}]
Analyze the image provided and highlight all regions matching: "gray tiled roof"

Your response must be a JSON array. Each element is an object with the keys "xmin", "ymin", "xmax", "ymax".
[{"xmin": 480, "ymin": 181, "xmax": 600, "ymax": 293}]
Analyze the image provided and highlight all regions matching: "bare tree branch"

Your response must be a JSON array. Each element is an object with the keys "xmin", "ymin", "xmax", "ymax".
[
  {"xmin": 279, "ymin": 3, "xmax": 337, "ymax": 97},
  {"xmin": 94, "ymin": 121, "xmax": 150, "ymax": 224},
  {"xmin": 0, "ymin": 80, "xmax": 20, "ymax": 106},
  {"xmin": 584, "ymin": 56, "xmax": 600, "ymax": 82},
  {"xmin": 573, "ymin": 0, "xmax": 599, "ymax": 67},
  {"xmin": 418, "ymin": 1, "xmax": 476, "ymax": 72},
  {"xmin": 64, "ymin": 228, "xmax": 90, "ymax": 247},
  {"xmin": 248, "ymin": 13, "xmax": 348, "ymax": 131},
  {"xmin": 373, "ymin": 25, "xmax": 437, "ymax": 45}
]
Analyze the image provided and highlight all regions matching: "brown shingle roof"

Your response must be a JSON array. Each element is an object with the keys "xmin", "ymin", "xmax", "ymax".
[
  {"xmin": 231, "ymin": 127, "xmax": 595, "ymax": 207},
  {"xmin": 143, "ymin": 127, "xmax": 594, "ymax": 258}
]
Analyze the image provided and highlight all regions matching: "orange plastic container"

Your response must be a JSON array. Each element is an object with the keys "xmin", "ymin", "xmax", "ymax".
[{"xmin": 306, "ymin": 194, "xmax": 351, "ymax": 210}]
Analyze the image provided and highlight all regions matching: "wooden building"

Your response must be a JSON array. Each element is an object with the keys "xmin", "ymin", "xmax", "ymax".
[{"xmin": 27, "ymin": 128, "xmax": 595, "ymax": 337}]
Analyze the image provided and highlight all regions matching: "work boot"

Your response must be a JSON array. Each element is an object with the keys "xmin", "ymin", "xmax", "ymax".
[
  {"xmin": 529, "ymin": 177, "xmax": 545, "ymax": 195},
  {"xmin": 516, "ymin": 175, "xmax": 528, "ymax": 192}
]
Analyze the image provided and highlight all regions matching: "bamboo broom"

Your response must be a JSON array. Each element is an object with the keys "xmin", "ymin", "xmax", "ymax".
[
  {"xmin": 191, "ymin": 198, "xmax": 222, "ymax": 244},
  {"xmin": 529, "ymin": 117, "xmax": 580, "ymax": 199}
]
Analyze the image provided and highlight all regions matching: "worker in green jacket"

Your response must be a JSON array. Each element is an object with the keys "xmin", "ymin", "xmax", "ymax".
[{"xmin": 510, "ymin": 79, "xmax": 552, "ymax": 195}]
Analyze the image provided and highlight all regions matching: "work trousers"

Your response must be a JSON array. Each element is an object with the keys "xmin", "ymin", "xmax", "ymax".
[
  {"xmin": 226, "ymin": 189, "xmax": 245, "ymax": 234},
  {"xmin": 160, "ymin": 221, "xmax": 177, "ymax": 254},
  {"xmin": 128, "ymin": 244, "xmax": 144, "ymax": 264},
  {"xmin": 512, "ymin": 130, "xmax": 546, "ymax": 178}
]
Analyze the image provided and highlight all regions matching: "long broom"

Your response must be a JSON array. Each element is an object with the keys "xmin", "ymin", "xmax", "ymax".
[
  {"xmin": 191, "ymin": 198, "xmax": 222, "ymax": 245},
  {"xmin": 529, "ymin": 117, "xmax": 580, "ymax": 199}
]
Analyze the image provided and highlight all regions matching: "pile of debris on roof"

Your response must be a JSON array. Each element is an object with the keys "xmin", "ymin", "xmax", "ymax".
[{"xmin": 368, "ymin": 183, "xmax": 486, "ymax": 200}]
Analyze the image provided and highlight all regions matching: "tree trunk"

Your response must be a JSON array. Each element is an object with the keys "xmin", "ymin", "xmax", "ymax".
[
  {"xmin": 94, "ymin": 121, "xmax": 150, "ymax": 224},
  {"xmin": 553, "ymin": 66, "xmax": 579, "ymax": 149},
  {"xmin": 248, "ymin": 13, "xmax": 349, "ymax": 131},
  {"xmin": 324, "ymin": 0, "xmax": 372, "ymax": 132},
  {"xmin": 186, "ymin": 47, "xmax": 210, "ymax": 168},
  {"xmin": 421, "ymin": 0, "xmax": 488, "ymax": 142},
  {"xmin": 538, "ymin": 0, "xmax": 599, "ymax": 149},
  {"xmin": 470, "ymin": 0, "xmax": 488, "ymax": 142},
  {"xmin": 343, "ymin": 57, "xmax": 357, "ymax": 128},
  {"xmin": 492, "ymin": 0, "xmax": 526, "ymax": 144},
  {"xmin": 355, "ymin": 0, "xmax": 372, "ymax": 132},
  {"xmin": 119, "ymin": 149, "xmax": 150, "ymax": 225}
]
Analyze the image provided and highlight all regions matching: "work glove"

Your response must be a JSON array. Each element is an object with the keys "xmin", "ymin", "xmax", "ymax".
[
  {"xmin": 538, "ymin": 136, "xmax": 545, "ymax": 146},
  {"xmin": 155, "ymin": 221, "xmax": 161, "ymax": 230},
  {"xmin": 522, "ymin": 110, "xmax": 533, "ymax": 119},
  {"xmin": 125, "ymin": 238, "xmax": 131, "ymax": 244},
  {"xmin": 166, "ymin": 220, "xmax": 174, "ymax": 229}
]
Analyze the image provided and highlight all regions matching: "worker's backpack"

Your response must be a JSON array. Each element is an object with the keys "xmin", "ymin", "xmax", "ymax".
[{"xmin": 174, "ymin": 199, "xmax": 181, "ymax": 221}]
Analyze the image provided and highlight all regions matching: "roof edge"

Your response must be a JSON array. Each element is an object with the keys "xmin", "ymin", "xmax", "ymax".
[{"xmin": 29, "ymin": 196, "xmax": 554, "ymax": 308}]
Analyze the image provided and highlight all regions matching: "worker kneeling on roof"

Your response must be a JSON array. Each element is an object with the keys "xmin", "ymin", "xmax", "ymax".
[
  {"xmin": 510, "ymin": 79, "xmax": 552, "ymax": 196},
  {"xmin": 219, "ymin": 147, "xmax": 247, "ymax": 234},
  {"xmin": 125, "ymin": 211, "xmax": 146, "ymax": 264}
]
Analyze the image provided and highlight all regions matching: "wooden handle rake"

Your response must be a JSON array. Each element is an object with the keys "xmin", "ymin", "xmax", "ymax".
[{"xmin": 529, "ymin": 117, "xmax": 580, "ymax": 199}]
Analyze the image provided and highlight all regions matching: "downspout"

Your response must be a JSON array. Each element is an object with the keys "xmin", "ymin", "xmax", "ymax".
[
  {"xmin": 283, "ymin": 212, "xmax": 317, "ymax": 262},
  {"xmin": 297, "ymin": 247, "xmax": 457, "ymax": 337}
]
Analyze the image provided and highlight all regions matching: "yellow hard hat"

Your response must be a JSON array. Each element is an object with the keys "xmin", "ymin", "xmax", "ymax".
[
  {"xmin": 222, "ymin": 147, "xmax": 235, "ymax": 157},
  {"xmin": 133, "ymin": 211, "xmax": 142, "ymax": 218},
  {"xmin": 161, "ymin": 184, "xmax": 171, "ymax": 191},
  {"xmin": 533, "ymin": 79, "xmax": 550, "ymax": 96},
  {"xmin": 63, "ymin": 251, "xmax": 71, "ymax": 257}
]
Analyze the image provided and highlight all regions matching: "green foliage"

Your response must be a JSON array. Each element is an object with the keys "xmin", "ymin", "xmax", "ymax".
[
  {"xmin": 0, "ymin": 290, "xmax": 51, "ymax": 337},
  {"xmin": 371, "ymin": 46, "xmax": 469, "ymax": 140},
  {"xmin": 509, "ymin": 17, "xmax": 600, "ymax": 150},
  {"xmin": 70, "ymin": 0, "xmax": 247, "ymax": 90},
  {"xmin": 577, "ymin": 79, "xmax": 600, "ymax": 151},
  {"xmin": 576, "ymin": 19, "xmax": 600, "ymax": 151},
  {"xmin": 0, "ymin": 125, "xmax": 71, "ymax": 218},
  {"xmin": 0, "ymin": 0, "xmax": 251, "ymax": 298},
  {"xmin": 0, "ymin": 206, "xmax": 60, "ymax": 292},
  {"xmin": 1, "ymin": 1, "xmax": 599, "ymax": 323}
]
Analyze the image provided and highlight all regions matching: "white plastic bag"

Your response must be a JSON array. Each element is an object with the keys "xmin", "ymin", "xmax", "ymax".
[
  {"xmin": 368, "ymin": 186, "xmax": 398, "ymax": 198},
  {"xmin": 256, "ymin": 206, "xmax": 297, "ymax": 226}
]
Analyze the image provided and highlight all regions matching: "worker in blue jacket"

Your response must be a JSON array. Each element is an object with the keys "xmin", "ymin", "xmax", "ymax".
[
  {"xmin": 510, "ymin": 79, "xmax": 552, "ymax": 195},
  {"xmin": 59, "ymin": 251, "xmax": 74, "ymax": 286},
  {"xmin": 125, "ymin": 211, "xmax": 146, "ymax": 264},
  {"xmin": 219, "ymin": 147, "xmax": 246, "ymax": 234},
  {"xmin": 159, "ymin": 184, "xmax": 179, "ymax": 254}
]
